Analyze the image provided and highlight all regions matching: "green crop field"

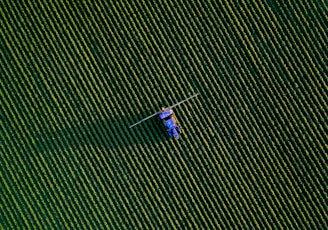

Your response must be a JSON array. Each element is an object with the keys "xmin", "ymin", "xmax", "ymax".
[{"xmin": 1, "ymin": 0, "xmax": 327, "ymax": 229}]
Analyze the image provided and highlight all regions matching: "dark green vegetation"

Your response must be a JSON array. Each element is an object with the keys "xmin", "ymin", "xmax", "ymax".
[{"xmin": 1, "ymin": 0, "xmax": 327, "ymax": 229}]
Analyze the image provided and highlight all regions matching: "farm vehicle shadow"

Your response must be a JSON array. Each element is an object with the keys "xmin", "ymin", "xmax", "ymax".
[{"xmin": 33, "ymin": 114, "xmax": 167, "ymax": 154}]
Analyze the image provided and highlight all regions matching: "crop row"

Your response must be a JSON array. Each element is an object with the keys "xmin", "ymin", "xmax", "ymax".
[{"xmin": 1, "ymin": 0, "xmax": 327, "ymax": 229}]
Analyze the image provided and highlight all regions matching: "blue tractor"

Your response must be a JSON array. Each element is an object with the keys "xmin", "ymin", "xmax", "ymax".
[
  {"xmin": 129, "ymin": 93, "xmax": 199, "ymax": 139},
  {"xmin": 159, "ymin": 108, "xmax": 182, "ymax": 139}
]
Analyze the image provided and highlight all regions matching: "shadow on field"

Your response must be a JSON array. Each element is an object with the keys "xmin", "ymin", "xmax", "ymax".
[{"xmin": 33, "ymin": 113, "xmax": 167, "ymax": 154}]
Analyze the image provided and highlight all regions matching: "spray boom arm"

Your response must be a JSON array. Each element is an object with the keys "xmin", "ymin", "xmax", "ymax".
[{"xmin": 129, "ymin": 93, "xmax": 199, "ymax": 128}]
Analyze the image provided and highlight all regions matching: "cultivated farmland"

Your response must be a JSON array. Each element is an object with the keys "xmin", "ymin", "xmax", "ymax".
[{"xmin": 1, "ymin": 0, "xmax": 327, "ymax": 229}]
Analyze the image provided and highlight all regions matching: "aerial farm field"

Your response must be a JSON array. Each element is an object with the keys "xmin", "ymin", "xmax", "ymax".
[{"xmin": 1, "ymin": 0, "xmax": 327, "ymax": 229}]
